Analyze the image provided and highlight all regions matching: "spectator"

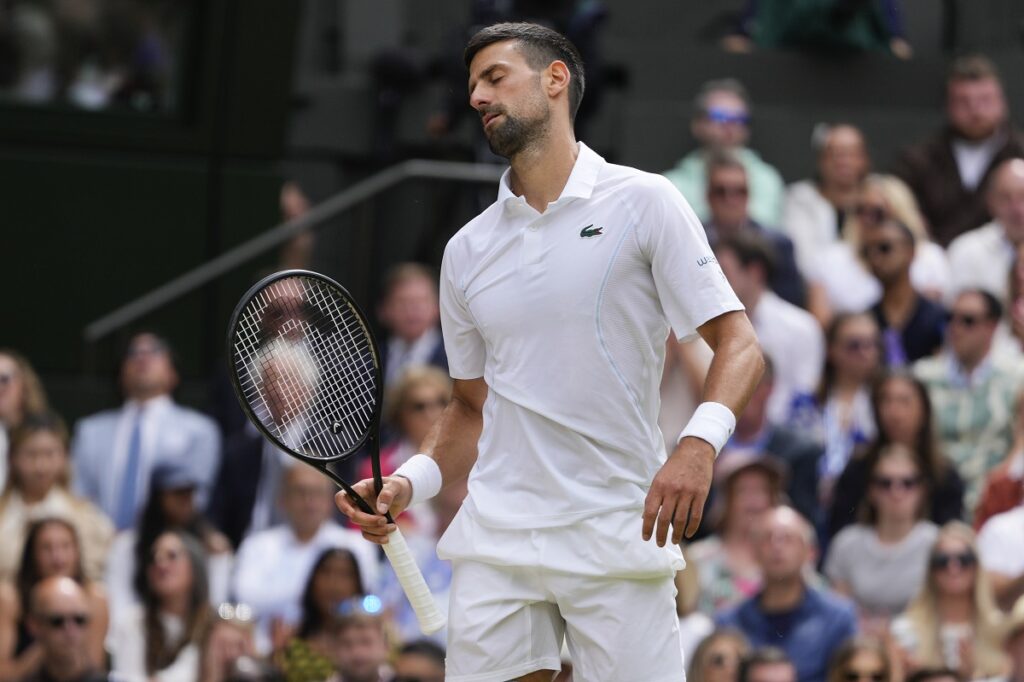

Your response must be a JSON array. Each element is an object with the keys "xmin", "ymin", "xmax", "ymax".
[
  {"xmin": 891, "ymin": 522, "xmax": 1008, "ymax": 680},
  {"xmin": 1004, "ymin": 596, "xmax": 1024, "ymax": 682},
  {"xmin": 829, "ymin": 371, "xmax": 965, "ymax": 538},
  {"xmin": 740, "ymin": 647, "xmax": 799, "ymax": 682},
  {"xmin": 795, "ymin": 312, "xmax": 880, "ymax": 504},
  {"xmin": 948, "ymin": 158, "xmax": 1024, "ymax": 307},
  {"xmin": 393, "ymin": 640, "xmax": 445, "ymax": 682},
  {"xmin": 688, "ymin": 628, "xmax": 752, "ymax": 682},
  {"xmin": 377, "ymin": 263, "xmax": 447, "ymax": 390},
  {"xmin": 72, "ymin": 332, "xmax": 221, "ymax": 530},
  {"xmin": 231, "ymin": 464, "xmax": 378, "ymax": 654},
  {"xmin": 108, "ymin": 530, "xmax": 211, "ymax": 681},
  {"xmin": 716, "ymin": 231, "xmax": 825, "ymax": 425},
  {"xmin": 21, "ymin": 577, "xmax": 108, "ymax": 682},
  {"xmin": 784, "ymin": 124, "xmax": 872, "ymax": 278},
  {"xmin": 825, "ymin": 637, "xmax": 893, "ymax": 682},
  {"xmin": 864, "ymin": 218, "xmax": 947, "ymax": 367},
  {"xmin": 334, "ymin": 606, "xmax": 392, "ymax": 682},
  {"xmin": 974, "ymin": 393, "xmax": 1024, "ymax": 529},
  {"xmin": 687, "ymin": 455, "xmax": 786, "ymax": 615},
  {"xmin": 1009, "ymin": 244, "xmax": 1024, "ymax": 354},
  {"xmin": 716, "ymin": 507, "xmax": 858, "ymax": 682},
  {"xmin": 0, "ymin": 412, "xmax": 113, "ymax": 583},
  {"xmin": 914, "ymin": 289, "xmax": 1024, "ymax": 513},
  {"xmin": 905, "ymin": 670, "xmax": 963, "ymax": 682},
  {"xmin": 0, "ymin": 349, "xmax": 49, "ymax": 492},
  {"xmin": 664, "ymin": 78, "xmax": 785, "ymax": 226},
  {"xmin": 824, "ymin": 443, "xmax": 938, "ymax": 633},
  {"xmin": 105, "ymin": 461, "xmax": 233, "ymax": 627},
  {"xmin": 0, "ymin": 519, "xmax": 108, "ymax": 682},
  {"xmin": 719, "ymin": 357, "xmax": 823, "ymax": 526},
  {"xmin": 275, "ymin": 548, "xmax": 365, "ymax": 682},
  {"xmin": 703, "ymin": 150, "xmax": 807, "ymax": 306},
  {"xmin": 894, "ymin": 55, "xmax": 1024, "ymax": 248},
  {"xmin": 278, "ymin": 181, "xmax": 314, "ymax": 271},
  {"xmin": 977, "ymin": 488, "xmax": 1024, "ymax": 611},
  {"xmin": 808, "ymin": 174, "xmax": 951, "ymax": 326}
]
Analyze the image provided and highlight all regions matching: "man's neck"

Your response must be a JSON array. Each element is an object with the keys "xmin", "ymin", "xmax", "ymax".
[
  {"xmin": 293, "ymin": 523, "xmax": 321, "ymax": 544},
  {"xmin": 881, "ymin": 276, "xmax": 917, "ymax": 327},
  {"xmin": 43, "ymin": 661, "xmax": 89, "ymax": 682},
  {"xmin": 508, "ymin": 129, "xmax": 579, "ymax": 214},
  {"xmin": 760, "ymin": 577, "xmax": 806, "ymax": 612},
  {"xmin": 956, "ymin": 346, "xmax": 991, "ymax": 376},
  {"xmin": 819, "ymin": 181, "xmax": 860, "ymax": 210},
  {"xmin": 713, "ymin": 218, "xmax": 751, "ymax": 238},
  {"xmin": 128, "ymin": 391, "xmax": 168, "ymax": 406}
]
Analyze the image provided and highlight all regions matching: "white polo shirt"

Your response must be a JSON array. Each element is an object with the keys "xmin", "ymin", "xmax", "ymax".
[{"xmin": 439, "ymin": 143, "xmax": 743, "ymax": 539}]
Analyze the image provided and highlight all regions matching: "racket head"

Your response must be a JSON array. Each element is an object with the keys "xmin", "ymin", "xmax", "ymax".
[{"xmin": 226, "ymin": 269, "xmax": 384, "ymax": 464}]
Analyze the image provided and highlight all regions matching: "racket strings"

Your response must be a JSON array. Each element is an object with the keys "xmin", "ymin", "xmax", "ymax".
[{"xmin": 231, "ymin": 275, "xmax": 381, "ymax": 459}]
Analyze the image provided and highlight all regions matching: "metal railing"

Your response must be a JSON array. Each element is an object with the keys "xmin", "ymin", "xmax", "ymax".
[{"xmin": 82, "ymin": 159, "xmax": 504, "ymax": 343}]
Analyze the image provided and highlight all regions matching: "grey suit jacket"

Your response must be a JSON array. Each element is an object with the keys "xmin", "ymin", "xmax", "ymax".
[{"xmin": 71, "ymin": 399, "xmax": 221, "ymax": 524}]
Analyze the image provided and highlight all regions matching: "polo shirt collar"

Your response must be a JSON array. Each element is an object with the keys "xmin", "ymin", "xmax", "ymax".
[{"xmin": 496, "ymin": 142, "xmax": 603, "ymax": 210}]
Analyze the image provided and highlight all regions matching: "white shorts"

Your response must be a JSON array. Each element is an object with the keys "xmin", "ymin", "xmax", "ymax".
[{"xmin": 445, "ymin": 560, "xmax": 686, "ymax": 682}]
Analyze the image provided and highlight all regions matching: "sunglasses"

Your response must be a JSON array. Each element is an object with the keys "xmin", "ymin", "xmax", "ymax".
[
  {"xmin": 855, "ymin": 204, "xmax": 888, "ymax": 224},
  {"xmin": 931, "ymin": 551, "xmax": 977, "ymax": 571},
  {"xmin": 41, "ymin": 612, "xmax": 90, "ymax": 629},
  {"xmin": 406, "ymin": 398, "xmax": 448, "ymax": 413},
  {"xmin": 705, "ymin": 107, "xmax": 750, "ymax": 126},
  {"xmin": 844, "ymin": 671, "xmax": 886, "ymax": 682},
  {"xmin": 840, "ymin": 337, "xmax": 877, "ymax": 354},
  {"xmin": 871, "ymin": 475, "xmax": 921, "ymax": 491},
  {"xmin": 947, "ymin": 312, "xmax": 987, "ymax": 328},
  {"xmin": 710, "ymin": 185, "xmax": 749, "ymax": 199},
  {"xmin": 860, "ymin": 241, "xmax": 899, "ymax": 258},
  {"xmin": 709, "ymin": 653, "xmax": 735, "ymax": 668},
  {"xmin": 149, "ymin": 548, "xmax": 184, "ymax": 565}
]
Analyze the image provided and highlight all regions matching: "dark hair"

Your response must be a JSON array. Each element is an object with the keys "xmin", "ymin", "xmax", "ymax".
[
  {"xmin": 816, "ymin": 312, "xmax": 881, "ymax": 404},
  {"xmin": 860, "ymin": 443, "xmax": 929, "ymax": 526},
  {"xmin": 17, "ymin": 518, "xmax": 86, "ymax": 612},
  {"xmin": 694, "ymin": 78, "xmax": 750, "ymax": 118},
  {"xmin": 297, "ymin": 548, "xmax": 365, "ymax": 639},
  {"xmin": 826, "ymin": 637, "xmax": 892, "ymax": 682},
  {"xmin": 739, "ymin": 647, "xmax": 795, "ymax": 682},
  {"xmin": 381, "ymin": 262, "xmax": 438, "ymax": 302},
  {"xmin": 955, "ymin": 288, "xmax": 1003, "ymax": 321},
  {"xmin": 464, "ymin": 22, "xmax": 586, "ymax": 121},
  {"xmin": 906, "ymin": 668, "xmax": 962, "ymax": 682},
  {"xmin": 864, "ymin": 370, "xmax": 948, "ymax": 482},
  {"xmin": 947, "ymin": 54, "xmax": 1000, "ymax": 85},
  {"xmin": 688, "ymin": 628, "xmax": 751, "ymax": 682},
  {"xmin": 398, "ymin": 639, "xmax": 446, "ymax": 666},
  {"xmin": 142, "ymin": 530, "xmax": 210, "ymax": 674},
  {"xmin": 715, "ymin": 231, "xmax": 777, "ymax": 281}
]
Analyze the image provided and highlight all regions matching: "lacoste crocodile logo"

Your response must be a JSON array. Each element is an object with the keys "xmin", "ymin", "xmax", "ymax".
[{"xmin": 580, "ymin": 224, "xmax": 604, "ymax": 238}]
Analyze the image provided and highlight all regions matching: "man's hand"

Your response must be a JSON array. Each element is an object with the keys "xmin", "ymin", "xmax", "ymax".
[
  {"xmin": 642, "ymin": 437, "xmax": 715, "ymax": 546},
  {"xmin": 334, "ymin": 476, "xmax": 413, "ymax": 545}
]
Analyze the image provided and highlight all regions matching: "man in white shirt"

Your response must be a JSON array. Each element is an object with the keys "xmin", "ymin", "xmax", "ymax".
[
  {"xmin": 978, "ymin": 497, "xmax": 1024, "ymax": 612},
  {"xmin": 232, "ymin": 463, "xmax": 378, "ymax": 654},
  {"xmin": 338, "ymin": 22, "xmax": 763, "ymax": 682},
  {"xmin": 72, "ymin": 332, "xmax": 221, "ymax": 530},
  {"xmin": 378, "ymin": 263, "xmax": 448, "ymax": 389},
  {"xmin": 948, "ymin": 158, "xmax": 1024, "ymax": 304},
  {"xmin": 715, "ymin": 231, "xmax": 824, "ymax": 425}
]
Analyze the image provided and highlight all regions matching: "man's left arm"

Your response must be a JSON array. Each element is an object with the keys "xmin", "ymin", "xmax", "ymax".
[{"xmin": 642, "ymin": 310, "xmax": 763, "ymax": 546}]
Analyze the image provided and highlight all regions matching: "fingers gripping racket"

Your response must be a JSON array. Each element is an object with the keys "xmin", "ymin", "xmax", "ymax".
[{"xmin": 227, "ymin": 269, "xmax": 446, "ymax": 634}]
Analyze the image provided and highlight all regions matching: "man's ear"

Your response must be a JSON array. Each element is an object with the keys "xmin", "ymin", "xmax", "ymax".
[{"xmin": 546, "ymin": 60, "xmax": 571, "ymax": 100}]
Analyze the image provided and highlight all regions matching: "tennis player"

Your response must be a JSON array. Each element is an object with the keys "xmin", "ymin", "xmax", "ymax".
[{"xmin": 337, "ymin": 22, "xmax": 764, "ymax": 681}]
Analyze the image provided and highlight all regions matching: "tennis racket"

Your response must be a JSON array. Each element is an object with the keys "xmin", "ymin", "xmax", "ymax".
[{"xmin": 226, "ymin": 269, "xmax": 446, "ymax": 634}]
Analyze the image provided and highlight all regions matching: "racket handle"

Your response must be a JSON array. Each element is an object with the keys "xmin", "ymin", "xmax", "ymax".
[{"xmin": 382, "ymin": 527, "xmax": 447, "ymax": 634}]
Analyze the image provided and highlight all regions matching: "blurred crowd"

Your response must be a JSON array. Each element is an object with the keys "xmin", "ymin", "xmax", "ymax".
[{"xmin": 2, "ymin": 4, "xmax": 1024, "ymax": 678}]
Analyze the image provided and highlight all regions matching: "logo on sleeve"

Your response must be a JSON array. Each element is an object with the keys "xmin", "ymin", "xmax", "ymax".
[
  {"xmin": 580, "ymin": 224, "xmax": 604, "ymax": 238},
  {"xmin": 697, "ymin": 256, "xmax": 718, "ymax": 267}
]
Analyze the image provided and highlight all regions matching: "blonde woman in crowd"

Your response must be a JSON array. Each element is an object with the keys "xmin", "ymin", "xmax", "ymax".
[
  {"xmin": 0, "ymin": 412, "xmax": 113, "ymax": 583},
  {"xmin": 890, "ymin": 522, "xmax": 1008, "ymax": 680},
  {"xmin": 807, "ymin": 175, "xmax": 951, "ymax": 327},
  {"xmin": 0, "ymin": 349, "xmax": 49, "ymax": 491}
]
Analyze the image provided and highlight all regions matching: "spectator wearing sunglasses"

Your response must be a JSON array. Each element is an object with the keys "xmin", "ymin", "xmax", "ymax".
[
  {"xmin": 864, "ymin": 218, "xmax": 947, "ymax": 367},
  {"xmin": 824, "ymin": 444, "xmax": 937, "ymax": 634},
  {"xmin": 948, "ymin": 159, "xmax": 1024, "ymax": 316},
  {"xmin": 806, "ymin": 175, "xmax": 951, "ymax": 328},
  {"xmin": 784, "ymin": 124, "xmax": 871, "ymax": 279},
  {"xmin": 913, "ymin": 289, "xmax": 1024, "ymax": 514},
  {"xmin": 393, "ymin": 639, "xmax": 445, "ymax": 682},
  {"xmin": 826, "ymin": 637, "xmax": 892, "ymax": 682},
  {"xmin": 890, "ymin": 522, "xmax": 1008, "ymax": 680},
  {"xmin": 664, "ymin": 79, "xmax": 785, "ymax": 228},
  {"xmin": 0, "ymin": 349, "xmax": 50, "ymax": 493},
  {"xmin": 688, "ymin": 628, "xmax": 752, "ymax": 682},
  {"xmin": 704, "ymin": 150, "xmax": 807, "ymax": 307},
  {"xmin": 22, "ymin": 577, "xmax": 108, "ymax": 682}
]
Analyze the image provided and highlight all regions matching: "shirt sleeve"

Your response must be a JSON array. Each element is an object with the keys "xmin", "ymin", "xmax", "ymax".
[
  {"xmin": 638, "ymin": 175, "xmax": 744, "ymax": 341},
  {"xmin": 439, "ymin": 236, "xmax": 487, "ymax": 379},
  {"xmin": 977, "ymin": 514, "xmax": 1022, "ymax": 576}
]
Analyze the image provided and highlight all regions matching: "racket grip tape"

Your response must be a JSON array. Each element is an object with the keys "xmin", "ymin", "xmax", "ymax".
[{"xmin": 382, "ymin": 527, "xmax": 447, "ymax": 634}]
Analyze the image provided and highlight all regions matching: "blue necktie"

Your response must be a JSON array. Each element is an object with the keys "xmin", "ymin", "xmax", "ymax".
[{"xmin": 115, "ymin": 411, "xmax": 143, "ymax": 529}]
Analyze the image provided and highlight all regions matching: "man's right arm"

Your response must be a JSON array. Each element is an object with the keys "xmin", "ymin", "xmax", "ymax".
[{"xmin": 335, "ymin": 377, "xmax": 487, "ymax": 545}]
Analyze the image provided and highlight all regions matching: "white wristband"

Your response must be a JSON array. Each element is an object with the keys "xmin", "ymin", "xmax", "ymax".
[
  {"xmin": 392, "ymin": 454, "xmax": 443, "ymax": 506},
  {"xmin": 678, "ymin": 402, "xmax": 736, "ymax": 457}
]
